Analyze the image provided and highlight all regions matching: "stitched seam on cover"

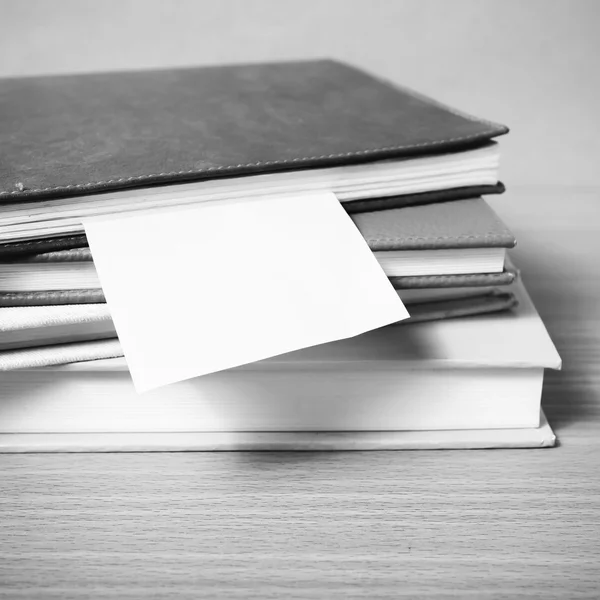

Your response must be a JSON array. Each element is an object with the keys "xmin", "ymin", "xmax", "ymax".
[
  {"xmin": 4, "ymin": 233, "xmax": 511, "ymax": 247},
  {"xmin": 0, "ymin": 236, "xmax": 86, "ymax": 249},
  {"xmin": 391, "ymin": 272, "xmax": 514, "ymax": 282},
  {"xmin": 368, "ymin": 232, "xmax": 512, "ymax": 243},
  {"xmin": 0, "ymin": 289, "xmax": 103, "ymax": 297},
  {"xmin": 0, "ymin": 130, "xmax": 500, "ymax": 196}
]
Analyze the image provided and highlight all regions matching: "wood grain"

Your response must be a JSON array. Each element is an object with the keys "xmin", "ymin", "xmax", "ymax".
[{"xmin": 1, "ymin": 188, "xmax": 600, "ymax": 599}]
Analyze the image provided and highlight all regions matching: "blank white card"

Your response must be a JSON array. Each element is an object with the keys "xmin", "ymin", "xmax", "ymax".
[{"xmin": 84, "ymin": 192, "xmax": 408, "ymax": 392}]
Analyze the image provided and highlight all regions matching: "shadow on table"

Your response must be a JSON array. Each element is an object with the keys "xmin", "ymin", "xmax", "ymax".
[{"xmin": 515, "ymin": 250, "xmax": 600, "ymax": 432}]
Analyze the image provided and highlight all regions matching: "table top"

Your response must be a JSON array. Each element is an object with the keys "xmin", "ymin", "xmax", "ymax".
[{"xmin": 1, "ymin": 187, "xmax": 599, "ymax": 599}]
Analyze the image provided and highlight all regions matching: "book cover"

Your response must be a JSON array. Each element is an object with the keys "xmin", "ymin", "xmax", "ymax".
[{"xmin": 0, "ymin": 60, "xmax": 507, "ymax": 202}]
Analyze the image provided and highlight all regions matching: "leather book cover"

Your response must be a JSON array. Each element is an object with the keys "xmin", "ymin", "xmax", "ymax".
[
  {"xmin": 403, "ymin": 291, "xmax": 517, "ymax": 323},
  {"xmin": 353, "ymin": 198, "xmax": 515, "ymax": 251},
  {"xmin": 0, "ymin": 236, "xmax": 90, "ymax": 258},
  {"xmin": 0, "ymin": 289, "xmax": 106, "ymax": 307},
  {"xmin": 0, "ymin": 59, "xmax": 507, "ymax": 203},
  {"xmin": 344, "ymin": 183, "xmax": 505, "ymax": 213},
  {"xmin": 389, "ymin": 268, "xmax": 518, "ymax": 289}
]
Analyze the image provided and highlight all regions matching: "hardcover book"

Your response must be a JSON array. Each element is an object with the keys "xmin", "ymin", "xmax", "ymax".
[
  {"xmin": 0, "ymin": 290, "xmax": 518, "ymax": 355},
  {"xmin": 0, "ymin": 60, "xmax": 507, "ymax": 244},
  {"xmin": 0, "ymin": 281, "xmax": 560, "ymax": 451},
  {"xmin": 0, "ymin": 198, "xmax": 516, "ymax": 293}
]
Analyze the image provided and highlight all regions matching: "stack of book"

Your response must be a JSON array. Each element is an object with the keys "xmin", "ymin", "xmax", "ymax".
[{"xmin": 0, "ymin": 60, "xmax": 560, "ymax": 451}]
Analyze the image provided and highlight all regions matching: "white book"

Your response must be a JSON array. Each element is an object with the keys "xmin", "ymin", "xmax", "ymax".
[
  {"xmin": 0, "ymin": 281, "xmax": 561, "ymax": 452},
  {"xmin": 0, "ymin": 412, "xmax": 556, "ymax": 452}
]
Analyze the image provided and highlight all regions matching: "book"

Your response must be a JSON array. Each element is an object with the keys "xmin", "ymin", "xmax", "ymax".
[
  {"xmin": 0, "ymin": 60, "xmax": 507, "ymax": 243},
  {"xmin": 358, "ymin": 197, "xmax": 514, "ymax": 276},
  {"xmin": 400, "ymin": 285, "xmax": 506, "ymax": 303},
  {"xmin": 0, "ymin": 269, "xmax": 519, "ymax": 307},
  {"xmin": 0, "ymin": 290, "xmax": 517, "ymax": 354},
  {"xmin": 0, "ymin": 289, "xmax": 106, "ymax": 307},
  {"xmin": 0, "ymin": 303, "xmax": 115, "ymax": 351},
  {"xmin": 0, "ymin": 281, "xmax": 560, "ymax": 449},
  {"xmin": 0, "ymin": 198, "xmax": 515, "ymax": 292},
  {"xmin": 0, "ymin": 411, "xmax": 556, "ymax": 452},
  {"xmin": 390, "ymin": 267, "xmax": 518, "ymax": 289},
  {"xmin": 0, "ymin": 250, "xmax": 507, "ymax": 291}
]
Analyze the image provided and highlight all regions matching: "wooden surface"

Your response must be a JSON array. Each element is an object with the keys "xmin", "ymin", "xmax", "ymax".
[{"xmin": 1, "ymin": 188, "xmax": 600, "ymax": 598}]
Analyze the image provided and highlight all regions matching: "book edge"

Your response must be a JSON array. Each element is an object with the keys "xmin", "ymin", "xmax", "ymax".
[{"xmin": 0, "ymin": 411, "xmax": 555, "ymax": 453}]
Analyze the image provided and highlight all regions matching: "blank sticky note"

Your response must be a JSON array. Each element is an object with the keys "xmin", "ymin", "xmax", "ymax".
[{"xmin": 84, "ymin": 193, "xmax": 408, "ymax": 392}]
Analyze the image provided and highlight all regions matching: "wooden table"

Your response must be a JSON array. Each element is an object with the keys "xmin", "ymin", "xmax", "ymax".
[{"xmin": 2, "ymin": 188, "xmax": 599, "ymax": 599}]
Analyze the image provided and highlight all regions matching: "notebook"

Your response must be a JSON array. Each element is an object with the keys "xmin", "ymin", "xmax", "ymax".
[
  {"xmin": 0, "ymin": 270, "xmax": 519, "ymax": 307},
  {"xmin": 390, "ymin": 267, "xmax": 518, "ymax": 289},
  {"xmin": 0, "ymin": 60, "xmax": 507, "ymax": 244},
  {"xmin": 0, "ymin": 281, "xmax": 560, "ymax": 452},
  {"xmin": 0, "ymin": 198, "xmax": 515, "ymax": 292},
  {"xmin": 0, "ymin": 290, "xmax": 517, "ymax": 354}
]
